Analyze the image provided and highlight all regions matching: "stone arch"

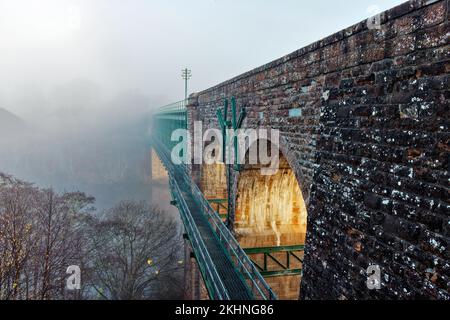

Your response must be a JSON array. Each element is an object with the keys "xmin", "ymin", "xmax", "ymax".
[
  {"xmin": 233, "ymin": 138, "xmax": 309, "ymax": 247},
  {"xmin": 232, "ymin": 135, "xmax": 310, "ymax": 300},
  {"xmin": 233, "ymin": 126, "xmax": 312, "ymax": 207},
  {"xmin": 277, "ymin": 134, "xmax": 312, "ymax": 205}
]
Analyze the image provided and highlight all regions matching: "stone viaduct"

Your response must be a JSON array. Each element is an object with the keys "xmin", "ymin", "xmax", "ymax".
[{"xmin": 153, "ymin": 0, "xmax": 448, "ymax": 300}]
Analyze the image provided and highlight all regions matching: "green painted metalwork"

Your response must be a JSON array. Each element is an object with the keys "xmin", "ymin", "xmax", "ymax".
[
  {"xmin": 243, "ymin": 245, "xmax": 305, "ymax": 254},
  {"xmin": 216, "ymin": 97, "xmax": 246, "ymax": 171},
  {"xmin": 154, "ymin": 100, "xmax": 187, "ymax": 159},
  {"xmin": 168, "ymin": 176, "xmax": 228, "ymax": 299},
  {"xmin": 255, "ymin": 269, "xmax": 303, "ymax": 277},
  {"xmin": 216, "ymin": 97, "xmax": 246, "ymax": 226},
  {"xmin": 208, "ymin": 199, "xmax": 228, "ymax": 220},
  {"xmin": 151, "ymin": 134, "xmax": 277, "ymax": 300},
  {"xmin": 232, "ymin": 97, "xmax": 246, "ymax": 171},
  {"xmin": 216, "ymin": 99, "xmax": 228, "ymax": 163},
  {"xmin": 244, "ymin": 245, "xmax": 305, "ymax": 278},
  {"xmin": 153, "ymin": 99, "xmax": 279, "ymax": 300}
]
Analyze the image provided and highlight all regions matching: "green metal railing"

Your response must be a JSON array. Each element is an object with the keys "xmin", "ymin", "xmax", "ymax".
[
  {"xmin": 152, "ymin": 100, "xmax": 280, "ymax": 300},
  {"xmin": 152, "ymin": 137, "xmax": 277, "ymax": 300},
  {"xmin": 188, "ymin": 177, "xmax": 277, "ymax": 300},
  {"xmin": 154, "ymin": 100, "xmax": 187, "ymax": 152},
  {"xmin": 208, "ymin": 199, "xmax": 228, "ymax": 220},
  {"xmin": 168, "ymin": 175, "xmax": 230, "ymax": 299},
  {"xmin": 244, "ymin": 245, "xmax": 304, "ymax": 277}
]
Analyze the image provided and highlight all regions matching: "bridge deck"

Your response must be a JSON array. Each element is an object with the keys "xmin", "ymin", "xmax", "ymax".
[
  {"xmin": 176, "ymin": 172, "xmax": 253, "ymax": 299},
  {"xmin": 152, "ymin": 139, "xmax": 254, "ymax": 299}
]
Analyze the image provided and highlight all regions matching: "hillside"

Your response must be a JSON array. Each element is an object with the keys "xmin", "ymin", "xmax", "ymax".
[{"xmin": 0, "ymin": 107, "xmax": 26, "ymax": 136}]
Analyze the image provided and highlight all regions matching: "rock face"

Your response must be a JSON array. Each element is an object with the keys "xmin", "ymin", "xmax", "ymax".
[{"xmin": 186, "ymin": 0, "xmax": 449, "ymax": 300}]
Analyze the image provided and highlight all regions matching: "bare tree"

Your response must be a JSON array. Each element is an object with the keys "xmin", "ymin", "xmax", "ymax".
[
  {"xmin": 1, "ymin": 173, "xmax": 183, "ymax": 300},
  {"xmin": 85, "ymin": 201, "xmax": 183, "ymax": 300},
  {"xmin": 0, "ymin": 173, "xmax": 37, "ymax": 300},
  {"xmin": 0, "ymin": 173, "xmax": 94, "ymax": 300}
]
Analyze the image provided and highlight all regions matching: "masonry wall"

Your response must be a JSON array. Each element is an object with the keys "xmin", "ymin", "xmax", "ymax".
[
  {"xmin": 183, "ymin": 242, "xmax": 210, "ymax": 300},
  {"xmin": 187, "ymin": 0, "xmax": 449, "ymax": 300},
  {"xmin": 200, "ymin": 164, "xmax": 227, "ymax": 200}
]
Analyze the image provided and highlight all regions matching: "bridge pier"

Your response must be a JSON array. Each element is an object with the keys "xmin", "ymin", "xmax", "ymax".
[
  {"xmin": 183, "ymin": 241, "xmax": 209, "ymax": 300},
  {"xmin": 150, "ymin": 147, "xmax": 169, "ymax": 181}
]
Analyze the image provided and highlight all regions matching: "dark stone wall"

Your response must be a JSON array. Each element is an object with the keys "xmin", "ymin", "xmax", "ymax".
[{"xmin": 187, "ymin": 0, "xmax": 449, "ymax": 299}]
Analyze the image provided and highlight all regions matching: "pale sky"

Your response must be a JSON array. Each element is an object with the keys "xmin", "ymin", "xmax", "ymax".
[
  {"xmin": 0, "ymin": 0, "xmax": 407, "ymax": 208},
  {"xmin": 0, "ymin": 0, "xmax": 406, "ymax": 117}
]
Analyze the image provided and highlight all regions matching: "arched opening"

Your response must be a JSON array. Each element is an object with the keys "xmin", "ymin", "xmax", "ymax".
[{"xmin": 235, "ymin": 140, "xmax": 308, "ymax": 300}]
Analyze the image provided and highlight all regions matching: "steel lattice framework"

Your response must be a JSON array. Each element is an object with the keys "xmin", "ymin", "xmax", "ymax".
[{"xmin": 151, "ymin": 101, "xmax": 277, "ymax": 300}]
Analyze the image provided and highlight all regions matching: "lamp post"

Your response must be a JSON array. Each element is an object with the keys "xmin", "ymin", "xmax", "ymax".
[{"xmin": 181, "ymin": 68, "xmax": 192, "ymax": 101}]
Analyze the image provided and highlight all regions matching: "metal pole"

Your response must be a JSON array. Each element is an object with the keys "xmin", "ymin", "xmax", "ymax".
[
  {"xmin": 181, "ymin": 68, "xmax": 191, "ymax": 131},
  {"xmin": 185, "ymin": 70, "xmax": 188, "ymax": 100},
  {"xmin": 181, "ymin": 68, "xmax": 192, "ymax": 101}
]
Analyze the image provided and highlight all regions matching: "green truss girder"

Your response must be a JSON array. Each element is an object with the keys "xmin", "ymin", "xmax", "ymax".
[{"xmin": 244, "ymin": 245, "xmax": 305, "ymax": 278}]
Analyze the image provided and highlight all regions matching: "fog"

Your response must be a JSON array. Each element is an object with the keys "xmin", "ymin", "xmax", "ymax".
[
  {"xmin": 0, "ymin": 0, "xmax": 404, "ymax": 210},
  {"xmin": 0, "ymin": 87, "xmax": 155, "ymax": 210}
]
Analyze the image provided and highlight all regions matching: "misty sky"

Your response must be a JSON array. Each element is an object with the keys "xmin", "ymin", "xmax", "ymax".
[
  {"xmin": 0, "ymin": 0, "xmax": 405, "ymax": 118},
  {"xmin": 0, "ymin": 0, "xmax": 406, "ymax": 210}
]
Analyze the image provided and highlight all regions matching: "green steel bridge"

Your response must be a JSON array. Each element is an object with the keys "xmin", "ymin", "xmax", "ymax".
[
  {"xmin": 152, "ymin": 100, "xmax": 304, "ymax": 300},
  {"xmin": 152, "ymin": 100, "xmax": 277, "ymax": 300}
]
